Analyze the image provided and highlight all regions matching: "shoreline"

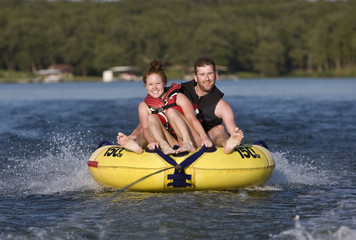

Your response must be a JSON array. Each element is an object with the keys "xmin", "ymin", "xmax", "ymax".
[{"xmin": 1, "ymin": 72, "xmax": 355, "ymax": 84}]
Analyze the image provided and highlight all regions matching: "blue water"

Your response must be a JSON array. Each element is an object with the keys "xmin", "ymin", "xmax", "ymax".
[{"xmin": 0, "ymin": 78, "xmax": 355, "ymax": 239}]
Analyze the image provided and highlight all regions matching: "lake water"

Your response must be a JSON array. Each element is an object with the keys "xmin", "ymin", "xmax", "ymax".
[{"xmin": 0, "ymin": 78, "xmax": 355, "ymax": 239}]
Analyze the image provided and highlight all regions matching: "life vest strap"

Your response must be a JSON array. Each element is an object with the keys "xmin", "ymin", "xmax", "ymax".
[{"xmin": 150, "ymin": 103, "xmax": 177, "ymax": 114}]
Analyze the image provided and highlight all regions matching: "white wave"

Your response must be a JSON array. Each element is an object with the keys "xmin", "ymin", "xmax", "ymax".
[
  {"xmin": 2, "ymin": 143, "xmax": 338, "ymax": 196},
  {"xmin": 268, "ymin": 151, "xmax": 336, "ymax": 186},
  {"xmin": 246, "ymin": 185, "xmax": 283, "ymax": 191},
  {"xmin": 271, "ymin": 215, "xmax": 356, "ymax": 240},
  {"xmin": 2, "ymin": 133, "xmax": 103, "ymax": 196}
]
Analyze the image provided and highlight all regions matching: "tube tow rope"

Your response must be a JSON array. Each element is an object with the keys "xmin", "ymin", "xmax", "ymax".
[
  {"xmin": 116, "ymin": 145, "xmax": 208, "ymax": 192},
  {"xmin": 154, "ymin": 145, "xmax": 207, "ymax": 187}
]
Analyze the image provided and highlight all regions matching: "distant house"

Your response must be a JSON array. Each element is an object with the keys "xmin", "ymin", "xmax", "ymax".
[
  {"xmin": 35, "ymin": 64, "xmax": 73, "ymax": 83},
  {"xmin": 103, "ymin": 66, "xmax": 141, "ymax": 82}
]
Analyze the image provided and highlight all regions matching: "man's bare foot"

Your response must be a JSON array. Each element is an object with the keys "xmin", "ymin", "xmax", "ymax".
[
  {"xmin": 224, "ymin": 128, "xmax": 244, "ymax": 154},
  {"xmin": 177, "ymin": 142, "xmax": 196, "ymax": 153},
  {"xmin": 117, "ymin": 132, "xmax": 143, "ymax": 154},
  {"xmin": 160, "ymin": 141, "xmax": 176, "ymax": 155}
]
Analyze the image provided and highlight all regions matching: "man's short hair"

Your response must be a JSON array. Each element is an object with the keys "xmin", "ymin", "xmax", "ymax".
[{"xmin": 194, "ymin": 57, "xmax": 216, "ymax": 75}]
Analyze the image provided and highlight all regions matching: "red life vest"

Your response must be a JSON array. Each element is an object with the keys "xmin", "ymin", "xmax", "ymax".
[
  {"xmin": 144, "ymin": 83, "xmax": 183, "ymax": 126},
  {"xmin": 144, "ymin": 83, "xmax": 202, "ymax": 137}
]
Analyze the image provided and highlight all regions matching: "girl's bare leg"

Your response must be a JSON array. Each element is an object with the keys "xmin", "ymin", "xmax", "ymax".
[
  {"xmin": 166, "ymin": 109, "xmax": 195, "ymax": 153},
  {"xmin": 147, "ymin": 115, "xmax": 177, "ymax": 155}
]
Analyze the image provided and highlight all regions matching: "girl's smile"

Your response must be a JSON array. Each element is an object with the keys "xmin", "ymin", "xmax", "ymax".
[{"xmin": 145, "ymin": 73, "xmax": 165, "ymax": 99}]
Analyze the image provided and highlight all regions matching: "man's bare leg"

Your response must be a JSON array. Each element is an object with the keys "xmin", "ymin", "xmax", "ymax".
[
  {"xmin": 224, "ymin": 128, "xmax": 244, "ymax": 154},
  {"xmin": 117, "ymin": 132, "xmax": 143, "ymax": 154},
  {"xmin": 128, "ymin": 124, "xmax": 142, "ymax": 141},
  {"xmin": 208, "ymin": 125, "xmax": 229, "ymax": 147}
]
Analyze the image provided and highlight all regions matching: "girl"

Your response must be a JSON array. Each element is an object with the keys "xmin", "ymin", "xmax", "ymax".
[{"xmin": 118, "ymin": 59, "xmax": 212, "ymax": 155}]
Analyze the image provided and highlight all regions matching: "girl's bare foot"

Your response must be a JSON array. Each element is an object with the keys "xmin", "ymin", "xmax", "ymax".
[
  {"xmin": 224, "ymin": 128, "xmax": 244, "ymax": 154},
  {"xmin": 117, "ymin": 132, "xmax": 143, "ymax": 154},
  {"xmin": 177, "ymin": 142, "xmax": 196, "ymax": 153},
  {"xmin": 160, "ymin": 141, "xmax": 176, "ymax": 155}
]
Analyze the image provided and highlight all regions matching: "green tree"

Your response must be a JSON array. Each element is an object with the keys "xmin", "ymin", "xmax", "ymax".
[{"xmin": 0, "ymin": 0, "xmax": 355, "ymax": 77}]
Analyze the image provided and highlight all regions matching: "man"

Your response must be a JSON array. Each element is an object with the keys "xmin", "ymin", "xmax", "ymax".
[
  {"xmin": 179, "ymin": 56, "xmax": 243, "ymax": 154},
  {"xmin": 117, "ymin": 56, "xmax": 243, "ymax": 154}
]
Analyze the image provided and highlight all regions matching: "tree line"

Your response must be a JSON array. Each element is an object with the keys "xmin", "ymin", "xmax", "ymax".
[{"xmin": 0, "ymin": 0, "xmax": 355, "ymax": 77}]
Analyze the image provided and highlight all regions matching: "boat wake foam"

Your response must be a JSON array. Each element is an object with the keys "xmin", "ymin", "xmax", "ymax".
[
  {"xmin": 267, "ymin": 151, "xmax": 337, "ymax": 187},
  {"xmin": 1, "ymin": 132, "xmax": 102, "ymax": 197}
]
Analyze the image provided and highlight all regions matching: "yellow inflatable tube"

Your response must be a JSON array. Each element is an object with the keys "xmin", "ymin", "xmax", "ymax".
[{"xmin": 87, "ymin": 143, "xmax": 275, "ymax": 192}]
